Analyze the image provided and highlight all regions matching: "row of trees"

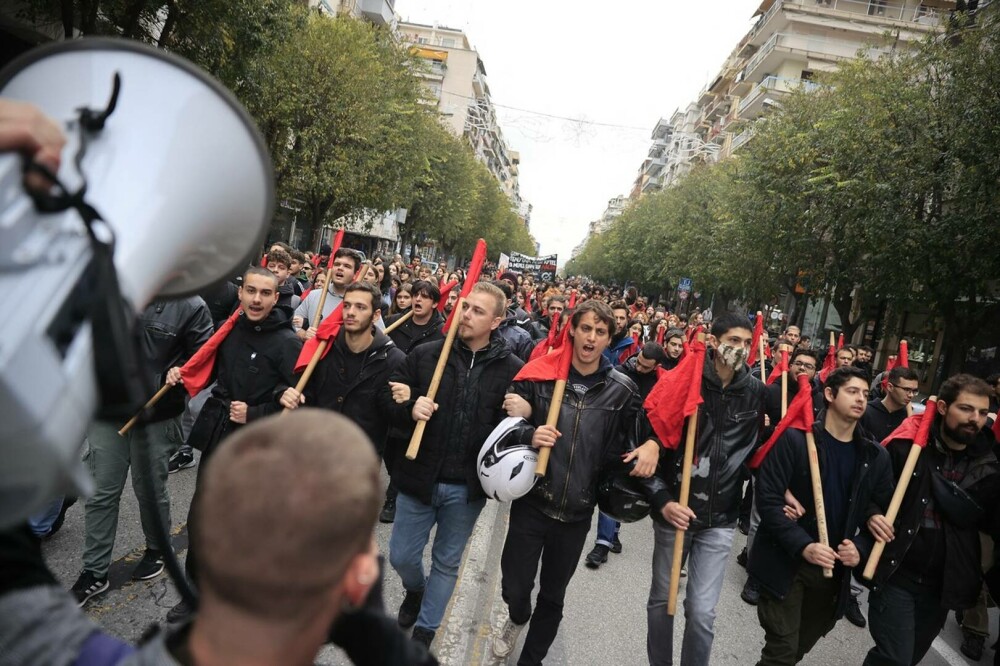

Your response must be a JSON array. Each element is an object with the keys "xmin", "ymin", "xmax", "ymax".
[
  {"xmin": 567, "ymin": 8, "xmax": 1000, "ymax": 372},
  {"xmin": 19, "ymin": 0, "xmax": 536, "ymax": 258}
]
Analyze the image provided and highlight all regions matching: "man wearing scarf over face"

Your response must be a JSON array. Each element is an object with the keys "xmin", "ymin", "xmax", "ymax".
[{"xmin": 646, "ymin": 312, "xmax": 768, "ymax": 665}]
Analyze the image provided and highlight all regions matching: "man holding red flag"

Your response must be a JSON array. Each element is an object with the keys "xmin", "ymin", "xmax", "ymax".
[
  {"xmin": 294, "ymin": 248, "xmax": 365, "ymax": 339},
  {"xmin": 159, "ymin": 266, "xmax": 302, "ymax": 624},
  {"xmin": 748, "ymin": 367, "xmax": 894, "ymax": 665},
  {"xmin": 71, "ymin": 296, "xmax": 213, "ymax": 607},
  {"xmin": 492, "ymin": 300, "xmax": 661, "ymax": 664},
  {"xmin": 385, "ymin": 282, "xmax": 522, "ymax": 650},
  {"xmin": 860, "ymin": 374, "xmax": 1000, "ymax": 666},
  {"xmin": 278, "ymin": 282, "xmax": 405, "ymax": 452},
  {"xmin": 645, "ymin": 312, "xmax": 767, "ymax": 666}
]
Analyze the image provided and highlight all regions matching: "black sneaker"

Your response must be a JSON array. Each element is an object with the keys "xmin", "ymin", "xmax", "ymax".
[
  {"xmin": 845, "ymin": 596, "xmax": 866, "ymax": 628},
  {"xmin": 167, "ymin": 598, "xmax": 196, "ymax": 624},
  {"xmin": 738, "ymin": 517, "xmax": 750, "ymax": 535},
  {"xmin": 736, "ymin": 546, "xmax": 748, "ymax": 569},
  {"xmin": 71, "ymin": 571, "xmax": 109, "ymax": 607},
  {"xmin": 584, "ymin": 544, "xmax": 610, "ymax": 569},
  {"xmin": 741, "ymin": 578, "xmax": 760, "ymax": 606},
  {"xmin": 379, "ymin": 497, "xmax": 396, "ymax": 524},
  {"xmin": 398, "ymin": 589, "xmax": 423, "ymax": 628},
  {"xmin": 412, "ymin": 626, "xmax": 435, "ymax": 649},
  {"xmin": 961, "ymin": 631, "xmax": 985, "ymax": 661},
  {"xmin": 168, "ymin": 448, "xmax": 196, "ymax": 474},
  {"xmin": 131, "ymin": 549, "xmax": 166, "ymax": 581},
  {"xmin": 610, "ymin": 536, "xmax": 623, "ymax": 554}
]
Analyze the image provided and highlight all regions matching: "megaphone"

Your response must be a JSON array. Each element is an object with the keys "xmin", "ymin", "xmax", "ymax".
[{"xmin": 0, "ymin": 38, "xmax": 274, "ymax": 528}]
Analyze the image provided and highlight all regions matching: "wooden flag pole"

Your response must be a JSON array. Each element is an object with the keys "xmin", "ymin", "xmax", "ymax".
[
  {"xmin": 780, "ymin": 344, "xmax": 790, "ymax": 418},
  {"xmin": 829, "ymin": 331, "xmax": 835, "ymax": 348},
  {"xmin": 805, "ymin": 428, "xmax": 834, "ymax": 578},
  {"xmin": 281, "ymin": 339, "xmax": 330, "ymax": 416},
  {"xmin": 406, "ymin": 297, "xmax": 465, "ymax": 460},
  {"xmin": 534, "ymin": 379, "xmax": 567, "ymax": 478},
  {"xmin": 759, "ymin": 334, "xmax": 767, "ymax": 384},
  {"xmin": 863, "ymin": 395, "xmax": 937, "ymax": 580},
  {"xmin": 384, "ymin": 310, "xmax": 413, "ymax": 335},
  {"xmin": 118, "ymin": 384, "xmax": 173, "ymax": 436},
  {"xmin": 667, "ymin": 410, "xmax": 699, "ymax": 616}
]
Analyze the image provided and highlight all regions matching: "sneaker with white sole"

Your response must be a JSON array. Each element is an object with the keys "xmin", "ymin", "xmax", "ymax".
[
  {"xmin": 71, "ymin": 570, "xmax": 109, "ymax": 607},
  {"xmin": 131, "ymin": 549, "xmax": 166, "ymax": 581},
  {"xmin": 493, "ymin": 614, "xmax": 526, "ymax": 659},
  {"xmin": 168, "ymin": 448, "xmax": 196, "ymax": 474}
]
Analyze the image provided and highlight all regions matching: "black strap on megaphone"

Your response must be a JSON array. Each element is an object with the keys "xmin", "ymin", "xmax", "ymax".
[{"xmin": 24, "ymin": 72, "xmax": 147, "ymax": 420}]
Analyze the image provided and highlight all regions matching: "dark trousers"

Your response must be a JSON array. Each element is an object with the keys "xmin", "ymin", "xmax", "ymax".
[
  {"xmin": 500, "ymin": 501, "xmax": 590, "ymax": 666},
  {"xmin": 756, "ymin": 564, "xmax": 839, "ymax": 665},
  {"xmin": 864, "ymin": 582, "xmax": 947, "ymax": 666}
]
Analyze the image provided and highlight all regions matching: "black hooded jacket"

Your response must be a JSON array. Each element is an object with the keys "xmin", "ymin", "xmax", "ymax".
[{"xmin": 385, "ymin": 310, "xmax": 445, "ymax": 354}]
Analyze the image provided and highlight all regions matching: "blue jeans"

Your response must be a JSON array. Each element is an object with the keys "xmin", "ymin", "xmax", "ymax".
[
  {"xmin": 388, "ymin": 484, "xmax": 485, "ymax": 632},
  {"xmin": 596, "ymin": 512, "xmax": 620, "ymax": 548},
  {"xmin": 647, "ymin": 521, "xmax": 735, "ymax": 666},
  {"xmin": 864, "ymin": 582, "xmax": 947, "ymax": 665},
  {"xmin": 28, "ymin": 497, "xmax": 64, "ymax": 537}
]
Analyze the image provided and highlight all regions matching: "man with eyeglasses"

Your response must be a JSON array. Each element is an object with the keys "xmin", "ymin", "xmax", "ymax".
[{"xmin": 860, "ymin": 366, "xmax": 920, "ymax": 443}]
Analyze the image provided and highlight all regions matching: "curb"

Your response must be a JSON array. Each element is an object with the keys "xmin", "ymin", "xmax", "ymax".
[{"xmin": 435, "ymin": 498, "xmax": 510, "ymax": 664}]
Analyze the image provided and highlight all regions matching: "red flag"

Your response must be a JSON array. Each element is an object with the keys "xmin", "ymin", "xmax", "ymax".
[
  {"xmin": 898, "ymin": 340, "xmax": 909, "ymax": 368},
  {"xmin": 656, "ymin": 325, "xmax": 666, "ymax": 345},
  {"xmin": 515, "ymin": 323, "xmax": 572, "ymax": 382},
  {"xmin": 837, "ymin": 333, "xmax": 845, "ymax": 350},
  {"xmin": 568, "ymin": 291, "xmax": 577, "ymax": 309},
  {"xmin": 881, "ymin": 399, "xmax": 937, "ymax": 447},
  {"xmin": 992, "ymin": 414, "xmax": 1000, "ymax": 443},
  {"xmin": 766, "ymin": 348, "xmax": 790, "ymax": 386},
  {"xmin": 178, "ymin": 309, "xmax": 242, "ymax": 397},
  {"xmin": 524, "ymin": 291, "xmax": 533, "ymax": 313},
  {"xmin": 312, "ymin": 255, "xmax": 321, "ymax": 267},
  {"xmin": 529, "ymin": 314, "xmax": 565, "ymax": 362},
  {"xmin": 747, "ymin": 312, "xmax": 765, "ymax": 368},
  {"xmin": 329, "ymin": 229, "xmax": 346, "ymax": 269},
  {"xmin": 818, "ymin": 343, "xmax": 837, "ymax": 382},
  {"xmin": 443, "ymin": 239, "xmax": 486, "ymax": 334},
  {"xmin": 260, "ymin": 254, "xmax": 268, "ymax": 268},
  {"xmin": 881, "ymin": 355, "xmax": 899, "ymax": 391},
  {"xmin": 749, "ymin": 373, "xmax": 815, "ymax": 468},
  {"xmin": 294, "ymin": 302, "xmax": 344, "ymax": 373},
  {"xmin": 436, "ymin": 280, "xmax": 458, "ymax": 313},
  {"xmin": 643, "ymin": 331, "xmax": 707, "ymax": 449}
]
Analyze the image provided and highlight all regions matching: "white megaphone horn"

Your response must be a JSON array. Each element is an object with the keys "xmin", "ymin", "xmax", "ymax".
[{"xmin": 0, "ymin": 38, "xmax": 275, "ymax": 528}]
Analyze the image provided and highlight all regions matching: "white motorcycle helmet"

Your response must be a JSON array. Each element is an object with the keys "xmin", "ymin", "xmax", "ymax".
[{"xmin": 478, "ymin": 416, "xmax": 538, "ymax": 502}]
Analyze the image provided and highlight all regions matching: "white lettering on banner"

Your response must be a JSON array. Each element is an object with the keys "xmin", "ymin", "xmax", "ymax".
[{"xmin": 507, "ymin": 252, "xmax": 558, "ymax": 281}]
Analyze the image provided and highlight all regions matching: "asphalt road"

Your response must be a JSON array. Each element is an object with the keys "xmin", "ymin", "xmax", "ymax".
[{"xmin": 39, "ymin": 453, "xmax": 993, "ymax": 665}]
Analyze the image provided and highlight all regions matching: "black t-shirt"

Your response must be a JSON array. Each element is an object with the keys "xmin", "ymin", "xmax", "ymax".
[{"xmin": 820, "ymin": 430, "xmax": 857, "ymax": 546}]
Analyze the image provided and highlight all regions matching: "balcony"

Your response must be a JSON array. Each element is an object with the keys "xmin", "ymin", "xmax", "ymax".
[
  {"xmin": 730, "ymin": 127, "xmax": 755, "ymax": 152},
  {"xmin": 643, "ymin": 156, "xmax": 667, "ymax": 177},
  {"xmin": 738, "ymin": 75, "xmax": 821, "ymax": 118},
  {"xmin": 742, "ymin": 31, "xmax": 890, "ymax": 80},
  {"xmin": 360, "ymin": 0, "xmax": 394, "ymax": 25}
]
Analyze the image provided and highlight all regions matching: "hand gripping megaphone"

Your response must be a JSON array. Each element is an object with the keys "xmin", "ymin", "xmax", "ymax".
[{"xmin": 0, "ymin": 38, "xmax": 274, "ymax": 529}]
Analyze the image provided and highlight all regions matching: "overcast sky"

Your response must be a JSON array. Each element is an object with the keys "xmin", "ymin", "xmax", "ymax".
[{"xmin": 399, "ymin": 0, "xmax": 761, "ymax": 264}]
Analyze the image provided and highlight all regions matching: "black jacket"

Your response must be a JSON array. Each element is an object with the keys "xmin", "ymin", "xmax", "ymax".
[
  {"xmin": 512, "ymin": 358, "xmax": 657, "ymax": 523},
  {"xmin": 188, "ymin": 310, "xmax": 301, "ymax": 454},
  {"xmin": 763, "ymin": 378, "xmax": 824, "ymax": 437},
  {"xmin": 748, "ymin": 417, "xmax": 893, "ymax": 619},
  {"xmin": 301, "ymin": 329, "xmax": 406, "ymax": 449},
  {"xmin": 497, "ymin": 309, "xmax": 534, "ymax": 361},
  {"xmin": 859, "ymin": 426, "xmax": 1000, "ymax": 609},
  {"xmin": 650, "ymin": 352, "xmax": 767, "ymax": 528},
  {"xmin": 385, "ymin": 310, "xmax": 445, "ymax": 354},
  {"xmin": 858, "ymin": 399, "xmax": 908, "ymax": 445},
  {"xmin": 617, "ymin": 356, "xmax": 659, "ymax": 400},
  {"xmin": 138, "ymin": 297, "xmax": 214, "ymax": 421},
  {"xmin": 387, "ymin": 334, "xmax": 523, "ymax": 505}
]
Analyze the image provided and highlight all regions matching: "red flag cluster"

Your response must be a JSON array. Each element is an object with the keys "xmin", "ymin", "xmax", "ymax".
[
  {"xmin": 746, "ymin": 313, "xmax": 765, "ymax": 369},
  {"xmin": 819, "ymin": 342, "xmax": 837, "ymax": 383},
  {"xmin": 643, "ymin": 331, "xmax": 707, "ymax": 450},
  {"xmin": 881, "ymin": 399, "xmax": 937, "ymax": 448},
  {"xmin": 749, "ymin": 373, "xmax": 815, "ymax": 469}
]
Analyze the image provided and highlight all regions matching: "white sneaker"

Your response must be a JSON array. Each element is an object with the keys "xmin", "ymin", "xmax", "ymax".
[{"xmin": 493, "ymin": 616, "xmax": 525, "ymax": 658}]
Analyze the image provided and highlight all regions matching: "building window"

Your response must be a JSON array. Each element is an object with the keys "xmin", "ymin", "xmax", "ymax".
[
  {"xmin": 441, "ymin": 38, "xmax": 456, "ymax": 47},
  {"xmin": 417, "ymin": 37, "xmax": 429, "ymax": 44}
]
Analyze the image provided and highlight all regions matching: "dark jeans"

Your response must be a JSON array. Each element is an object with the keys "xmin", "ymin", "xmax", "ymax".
[
  {"xmin": 864, "ymin": 582, "xmax": 947, "ymax": 666},
  {"xmin": 500, "ymin": 501, "xmax": 590, "ymax": 666},
  {"xmin": 756, "ymin": 563, "xmax": 839, "ymax": 665}
]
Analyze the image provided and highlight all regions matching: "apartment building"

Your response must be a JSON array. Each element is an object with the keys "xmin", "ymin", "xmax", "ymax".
[
  {"xmin": 310, "ymin": 0, "xmax": 396, "ymax": 25},
  {"xmin": 631, "ymin": 0, "xmax": 954, "ymax": 198},
  {"xmin": 399, "ymin": 21, "xmax": 528, "ymax": 223}
]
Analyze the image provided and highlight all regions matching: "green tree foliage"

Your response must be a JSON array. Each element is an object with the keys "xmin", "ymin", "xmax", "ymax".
[{"xmin": 570, "ymin": 8, "xmax": 1000, "ymax": 362}]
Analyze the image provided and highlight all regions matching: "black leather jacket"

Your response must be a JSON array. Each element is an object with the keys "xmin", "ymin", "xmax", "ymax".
[
  {"xmin": 650, "ymin": 351, "xmax": 767, "ymax": 528},
  {"xmin": 139, "ymin": 297, "xmax": 214, "ymax": 421},
  {"xmin": 512, "ymin": 358, "xmax": 657, "ymax": 523}
]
